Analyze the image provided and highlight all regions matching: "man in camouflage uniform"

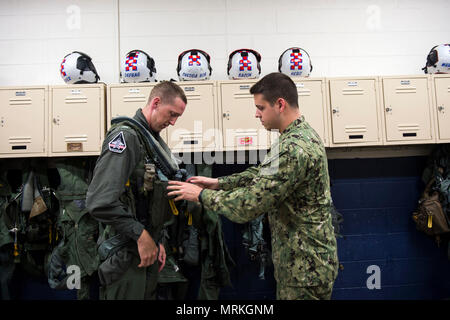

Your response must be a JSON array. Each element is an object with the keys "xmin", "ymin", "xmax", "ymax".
[
  {"xmin": 168, "ymin": 72, "xmax": 338, "ymax": 300},
  {"xmin": 86, "ymin": 81, "xmax": 187, "ymax": 299}
]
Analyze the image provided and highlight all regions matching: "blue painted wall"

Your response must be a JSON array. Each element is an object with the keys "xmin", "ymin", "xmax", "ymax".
[
  {"xmin": 10, "ymin": 156, "xmax": 450, "ymax": 300},
  {"xmin": 217, "ymin": 156, "xmax": 450, "ymax": 300}
]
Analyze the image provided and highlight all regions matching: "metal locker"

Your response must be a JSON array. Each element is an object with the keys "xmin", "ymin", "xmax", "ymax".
[
  {"xmin": 294, "ymin": 78, "xmax": 329, "ymax": 147},
  {"xmin": 167, "ymin": 81, "xmax": 219, "ymax": 153},
  {"xmin": 107, "ymin": 83, "xmax": 168, "ymax": 143},
  {"xmin": 382, "ymin": 76, "xmax": 434, "ymax": 144},
  {"xmin": 432, "ymin": 75, "xmax": 450, "ymax": 142},
  {"xmin": 328, "ymin": 78, "xmax": 381, "ymax": 146},
  {"xmin": 49, "ymin": 84, "xmax": 105, "ymax": 156},
  {"xmin": 219, "ymin": 80, "xmax": 270, "ymax": 151},
  {"xmin": 0, "ymin": 86, "xmax": 48, "ymax": 158}
]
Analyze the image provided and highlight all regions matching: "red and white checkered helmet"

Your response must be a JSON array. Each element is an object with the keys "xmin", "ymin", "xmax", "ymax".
[
  {"xmin": 177, "ymin": 49, "xmax": 212, "ymax": 81},
  {"xmin": 227, "ymin": 49, "xmax": 261, "ymax": 80},
  {"xmin": 278, "ymin": 47, "xmax": 312, "ymax": 77},
  {"xmin": 423, "ymin": 44, "xmax": 450, "ymax": 74},
  {"xmin": 120, "ymin": 50, "xmax": 157, "ymax": 83},
  {"xmin": 60, "ymin": 51, "xmax": 100, "ymax": 84}
]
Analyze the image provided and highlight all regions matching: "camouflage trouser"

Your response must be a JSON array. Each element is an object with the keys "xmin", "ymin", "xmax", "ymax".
[{"xmin": 277, "ymin": 282, "xmax": 334, "ymax": 300}]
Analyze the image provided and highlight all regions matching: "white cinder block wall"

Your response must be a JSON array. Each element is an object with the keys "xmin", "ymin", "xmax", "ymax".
[{"xmin": 0, "ymin": 0, "xmax": 449, "ymax": 86}]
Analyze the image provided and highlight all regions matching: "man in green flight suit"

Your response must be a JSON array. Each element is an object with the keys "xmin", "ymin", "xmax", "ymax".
[
  {"xmin": 86, "ymin": 81, "xmax": 187, "ymax": 300},
  {"xmin": 167, "ymin": 72, "xmax": 339, "ymax": 300}
]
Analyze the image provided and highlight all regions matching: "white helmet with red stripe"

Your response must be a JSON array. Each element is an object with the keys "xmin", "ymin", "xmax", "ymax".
[
  {"xmin": 60, "ymin": 51, "xmax": 100, "ymax": 84},
  {"xmin": 423, "ymin": 44, "xmax": 450, "ymax": 74},
  {"xmin": 278, "ymin": 47, "xmax": 312, "ymax": 77},
  {"xmin": 177, "ymin": 49, "xmax": 212, "ymax": 81},
  {"xmin": 120, "ymin": 50, "xmax": 157, "ymax": 83},
  {"xmin": 227, "ymin": 49, "xmax": 261, "ymax": 80}
]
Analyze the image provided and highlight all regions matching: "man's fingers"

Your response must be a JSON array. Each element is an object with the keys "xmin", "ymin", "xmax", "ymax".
[
  {"xmin": 167, "ymin": 190, "xmax": 180, "ymax": 197},
  {"xmin": 167, "ymin": 185, "xmax": 182, "ymax": 191},
  {"xmin": 174, "ymin": 195, "xmax": 184, "ymax": 202},
  {"xmin": 168, "ymin": 180, "xmax": 184, "ymax": 185}
]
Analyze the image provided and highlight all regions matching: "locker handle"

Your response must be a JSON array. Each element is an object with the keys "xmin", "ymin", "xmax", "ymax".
[
  {"xmin": 183, "ymin": 140, "xmax": 199, "ymax": 145},
  {"xmin": 332, "ymin": 108, "xmax": 339, "ymax": 114},
  {"xmin": 438, "ymin": 106, "xmax": 444, "ymax": 112},
  {"xmin": 12, "ymin": 145, "xmax": 27, "ymax": 150},
  {"xmin": 223, "ymin": 112, "xmax": 230, "ymax": 120},
  {"xmin": 403, "ymin": 133, "xmax": 417, "ymax": 137},
  {"xmin": 385, "ymin": 107, "xmax": 392, "ymax": 112}
]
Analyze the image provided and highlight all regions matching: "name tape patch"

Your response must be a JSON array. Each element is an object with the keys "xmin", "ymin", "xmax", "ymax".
[{"xmin": 109, "ymin": 131, "xmax": 127, "ymax": 153}]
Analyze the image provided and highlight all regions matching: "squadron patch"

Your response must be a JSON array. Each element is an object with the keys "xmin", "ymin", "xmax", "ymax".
[{"xmin": 109, "ymin": 131, "xmax": 127, "ymax": 153}]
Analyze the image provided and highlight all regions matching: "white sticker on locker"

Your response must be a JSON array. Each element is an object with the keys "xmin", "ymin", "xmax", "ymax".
[
  {"xmin": 71, "ymin": 89, "xmax": 81, "ymax": 95},
  {"xmin": 347, "ymin": 82, "xmax": 358, "ymax": 87},
  {"xmin": 129, "ymin": 88, "xmax": 140, "ymax": 94}
]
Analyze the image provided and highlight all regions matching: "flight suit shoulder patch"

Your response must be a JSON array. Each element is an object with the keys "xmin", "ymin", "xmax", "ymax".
[{"xmin": 108, "ymin": 131, "xmax": 127, "ymax": 154}]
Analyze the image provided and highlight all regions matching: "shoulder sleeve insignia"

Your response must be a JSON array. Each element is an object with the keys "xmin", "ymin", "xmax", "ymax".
[{"xmin": 108, "ymin": 131, "xmax": 127, "ymax": 153}]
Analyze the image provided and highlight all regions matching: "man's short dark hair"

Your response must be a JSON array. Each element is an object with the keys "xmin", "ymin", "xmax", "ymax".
[
  {"xmin": 250, "ymin": 72, "xmax": 299, "ymax": 108},
  {"xmin": 148, "ymin": 81, "xmax": 187, "ymax": 105}
]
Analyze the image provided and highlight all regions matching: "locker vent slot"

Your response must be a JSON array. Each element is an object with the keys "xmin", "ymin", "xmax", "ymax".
[
  {"xmin": 342, "ymin": 89, "xmax": 364, "ymax": 95},
  {"xmin": 235, "ymin": 129, "xmax": 258, "ymax": 135},
  {"xmin": 395, "ymin": 87, "xmax": 417, "ymax": 94},
  {"xmin": 344, "ymin": 126, "xmax": 367, "ymax": 133},
  {"xmin": 403, "ymin": 133, "xmax": 417, "ymax": 137},
  {"xmin": 234, "ymin": 92, "xmax": 253, "ymax": 99},
  {"xmin": 186, "ymin": 94, "xmax": 201, "ymax": 101},
  {"xmin": 397, "ymin": 124, "xmax": 419, "ymax": 132},
  {"xmin": 123, "ymin": 95, "xmax": 146, "ymax": 103},
  {"xmin": 298, "ymin": 89, "xmax": 312, "ymax": 96},
  {"xmin": 64, "ymin": 135, "xmax": 88, "ymax": 143},
  {"xmin": 65, "ymin": 97, "xmax": 88, "ymax": 104},
  {"xmin": 183, "ymin": 140, "xmax": 199, "ymax": 145},
  {"xmin": 9, "ymin": 98, "xmax": 32, "ymax": 105},
  {"xmin": 12, "ymin": 145, "xmax": 26, "ymax": 150},
  {"xmin": 9, "ymin": 137, "xmax": 31, "ymax": 144},
  {"xmin": 349, "ymin": 135, "xmax": 364, "ymax": 139}
]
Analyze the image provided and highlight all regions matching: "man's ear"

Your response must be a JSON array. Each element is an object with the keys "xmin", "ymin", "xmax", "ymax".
[
  {"xmin": 278, "ymin": 98, "xmax": 286, "ymax": 113},
  {"xmin": 150, "ymin": 96, "xmax": 161, "ymax": 111}
]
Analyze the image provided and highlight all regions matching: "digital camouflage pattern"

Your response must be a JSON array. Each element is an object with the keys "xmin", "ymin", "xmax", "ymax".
[{"xmin": 201, "ymin": 116, "xmax": 339, "ymax": 299}]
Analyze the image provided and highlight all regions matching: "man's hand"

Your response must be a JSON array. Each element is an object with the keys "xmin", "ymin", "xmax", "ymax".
[
  {"xmin": 137, "ymin": 229, "xmax": 158, "ymax": 268},
  {"xmin": 158, "ymin": 243, "xmax": 166, "ymax": 272},
  {"xmin": 186, "ymin": 176, "xmax": 219, "ymax": 190},
  {"xmin": 167, "ymin": 181, "xmax": 203, "ymax": 202}
]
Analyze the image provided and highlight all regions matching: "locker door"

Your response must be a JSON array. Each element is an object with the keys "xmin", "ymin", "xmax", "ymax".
[
  {"xmin": 167, "ymin": 83, "xmax": 216, "ymax": 151},
  {"xmin": 383, "ymin": 78, "xmax": 431, "ymax": 141},
  {"xmin": 434, "ymin": 77, "xmax": 450, "ymax": 140},
  {"xmin": 220, "ymin": 82, "xmax": 269, "ymax": 150},
  {"xmin": 329, "ymin": 79, "xmax": 379, "ymax": 144},
  {"xmin": 108, "ymin": 84, "xmax": 167, "ymax": 142},
  {"xmin": 0, "ymin": 88, "xmax": 46, "ymax": 155},
  {"xmin": 296, "ymin": 80, "xmax": 327, "ymax": 144},
  {"xmin": 51, "ymin": 87, "xmax": 102, "ymax": 153},
  {"xmin": 109, "ymin": 85, "xmax": 154, "ymax": 120}
]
